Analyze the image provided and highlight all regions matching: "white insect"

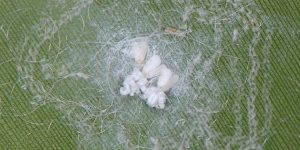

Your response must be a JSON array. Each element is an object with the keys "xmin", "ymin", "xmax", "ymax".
[
  {"xmin": 131, "ymin": 41, "xmax": 149, "ymax": 65},
  {"xmin": 132, "ymin": 69, "xmax": 148, "ymax": 92},
  {"xmin": 142, "ymin": 55, "xmax": 162, "ymax": 78},
  {"xmin": 120, "ymin": 76, "xmax": 139, "ymax": 96},
  {"xmin": 143, "ymin": 87, "xmax": 166, "ymax": 109},
  {"xmin": 157, "ymin": 67, "xmax": 179, "ymax": 92},
  {"xmin": 146, "ymin": 64, "xmax": 167, "ymax": 79},
  {"xmin": 120, "ymin": 69, "xmax": 148, "ymax": 96}
]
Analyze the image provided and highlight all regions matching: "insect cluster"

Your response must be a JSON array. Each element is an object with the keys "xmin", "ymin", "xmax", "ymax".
[{"xmin": 120, "ymin": 40, "xmax": 179, "ymax": 109}]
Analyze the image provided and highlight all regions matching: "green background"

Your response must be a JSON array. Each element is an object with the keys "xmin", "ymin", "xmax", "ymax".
[{"xmin": 0, "ymin": 0, "xmax": 299, "ymax": 149}]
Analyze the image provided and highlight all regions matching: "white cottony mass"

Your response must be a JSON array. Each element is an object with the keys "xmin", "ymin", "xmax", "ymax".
[
  {"xmin": 120, "ymin": 40, "xmax": 178, "ymax": 109},
  {"xmin": 143, "ymin": 87, "xmax": 166, "ymax": 109},
  {"xmin": 120, "ymin": 69, "xmax": 148, "ymax": 96}
]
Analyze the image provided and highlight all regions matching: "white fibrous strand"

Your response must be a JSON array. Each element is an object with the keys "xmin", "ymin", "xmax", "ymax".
[{"xmin": 120, "ymin": 40, "xmax": 179, "ymax": 109}]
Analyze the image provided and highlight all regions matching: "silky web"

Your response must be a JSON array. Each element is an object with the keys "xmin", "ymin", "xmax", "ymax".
[{"xmin": 5, "ymin": 0, "xmax": 273, "ymax": 149}]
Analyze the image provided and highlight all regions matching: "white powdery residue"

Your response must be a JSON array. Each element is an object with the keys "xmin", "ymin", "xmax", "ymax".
[
  {"xmin": 54, "ymin": 69, "xmax": 89, "ymax": 80},
  {"xmin": 74, "ymin": 72, "xmax": 89, "ymax": 79},
  {"xmin": 232, "ymin": 29, "xmax": 239, "ymax": 42},
  {"xmin": 226, "ymin": 59, "xmax": 244, "ymax": 149},
  {"xmin": 12, "ymin": 1, "xmax": 95, "ymax": 140},
  {"xmin": 245, "ymin": 24, "xmax": 261, "ymax": 148},
  {"xmin": 197, "ymin": 7, "xmax": 207, "ymax": 23},
  {"xmin": 261, "ymin": 27, "xmax": 273, "ymax": 144},
  {"xmin": 32, "ymin": 0, "xmax": 93, "ymax": 57},
  {"xmin": 198, "ymin": 7, "xmax": 207, "ymax": 17},
  {"xmin": 116, "ymin": 125, "xmax": 129, "ymax": 147},
  {"xmin": 56, "ymin": 65, "xmax": 69, "ymax": 77},
  {"xmin": 150, "ymin": 137, "xmax": 160, "ymax": 150},
  {"xmin": 57, "ymin": 0, "xmax": 93, "ymax": 27},
  {"xmin": 182, "ymin": 6, "xmax": 194, "ymax": 22},
  {"xmin": 17, "ymin": 0, "xmax": 94, "ymax": 92},
  {"xmin": 40, "ymin": 58, "xmax": 54, "ymax": 80}
]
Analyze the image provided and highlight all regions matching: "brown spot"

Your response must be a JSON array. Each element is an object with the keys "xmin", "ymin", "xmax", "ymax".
[{"xmin": 164, "ymin": 27, "xmax": 190, "ymax": 37}]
